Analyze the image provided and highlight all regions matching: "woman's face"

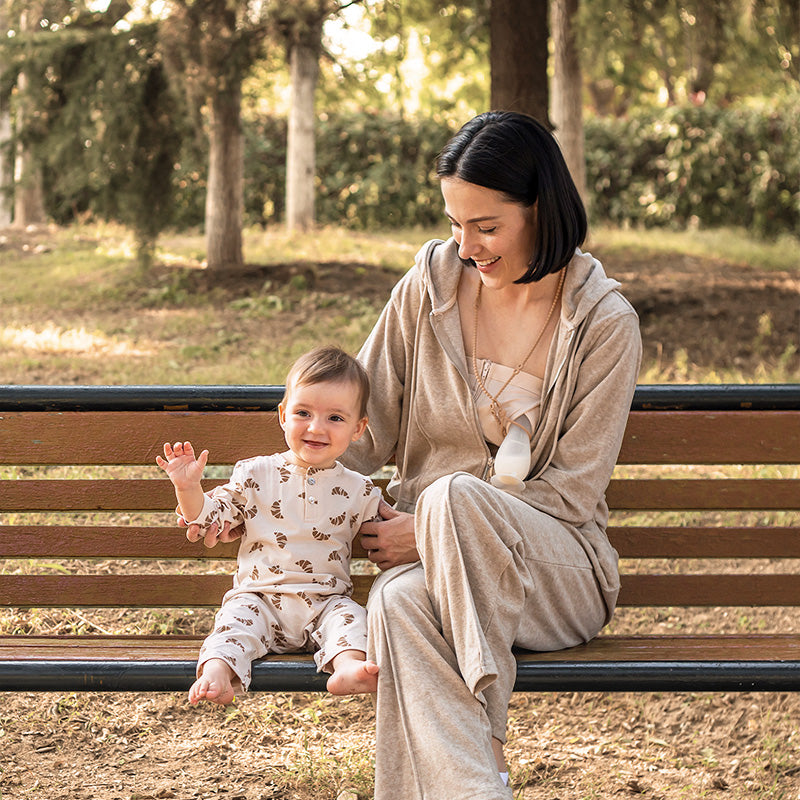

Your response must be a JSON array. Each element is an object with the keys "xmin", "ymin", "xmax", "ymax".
[{"xmin": 441, "ymin": 177, "xmax": 537, "ymax": 288}]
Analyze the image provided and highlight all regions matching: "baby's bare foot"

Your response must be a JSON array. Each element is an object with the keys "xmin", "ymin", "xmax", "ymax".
[
  {"xmin": 189, "ymin": 658, "xmax": 241, "ymax": 706},
  {"xmin": 327, "ymin": 657, "xmax": 379, "ymax": 695}
]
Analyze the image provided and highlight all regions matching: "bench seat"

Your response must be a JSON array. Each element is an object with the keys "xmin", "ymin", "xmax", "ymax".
[
  {"xmin": 1, "ymin": 633, "xmax": 799, "ymax": 692},
  {"xmin": 1, "ymin": 383, "xmax": 799, "ymax": 694}
]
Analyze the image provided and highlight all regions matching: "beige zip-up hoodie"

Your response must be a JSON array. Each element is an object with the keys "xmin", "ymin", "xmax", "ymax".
[{"xmin": 345, "ymin": 237, "xmax": 642, "ymax": 609}]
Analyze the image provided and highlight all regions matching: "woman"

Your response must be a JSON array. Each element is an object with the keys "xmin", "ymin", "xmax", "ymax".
[{"xmin": 345, "ymin": 111, "xmax": 642, "ymax": 799}]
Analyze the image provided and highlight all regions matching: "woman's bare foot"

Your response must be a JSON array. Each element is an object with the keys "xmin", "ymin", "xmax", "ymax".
[
  {"xmin": 189, "ymin": 658, "xmax": 242, "ymax": 705},
  {"xmin": 326, "ymin": 650, "xmax": 379, "ymax": 695}
]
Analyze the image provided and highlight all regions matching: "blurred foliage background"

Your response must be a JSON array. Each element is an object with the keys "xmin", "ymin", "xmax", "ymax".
[{"xmin": 1, "ymin": 0, "xmax": 799, "ymax": 254}]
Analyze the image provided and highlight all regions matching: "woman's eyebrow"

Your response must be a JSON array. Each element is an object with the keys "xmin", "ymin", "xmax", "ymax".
[{"xmin": 445, "ymin": 212, "xmax": 500, "ymax": 224}]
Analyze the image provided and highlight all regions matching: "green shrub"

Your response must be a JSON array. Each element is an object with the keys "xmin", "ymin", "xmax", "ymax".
[
  {"xmin": 585, "ymin": 100, "xmax": 800, "ymax": 237},
  {"xmin": 41, "ymin": 101, "xmax": 800, "ymax": 238}
]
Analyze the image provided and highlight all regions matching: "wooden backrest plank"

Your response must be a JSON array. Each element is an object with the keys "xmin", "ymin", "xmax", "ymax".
[
  {"xmin": 2, "ymin": 525, "xmax": 797, "ymax": 561},
  {"xmin": 0, "ymin": 526, "xmax": 239, "ymax": 559},
  {"xmin": 607, "ymin": 478, "xmax": 800, "ymax": 510},
  {"xmin": 0, "ymin": 411, "xmax": 285, "ymax": 465},
  {"xmin": 5, "ymin": 477, "xmax": 798, "ymax": 513},
  {"xmin": 607, "ymin": 526, "xmax": 800, "ymax": 558},
  {"xmin": 619, "ymin": 574, "xmax": 800, "ymax": 606},
  {"xmin": 0, "ymin": 478, "xmax": 225, "ymax": 511},
  {"xmin": 0, "ymin": 574, "xmax": 374, "ymax": 608},
  {"xmin": 3, "ymin": 409, "xmax": 800, "ymax": 466},
  {"xmin": 0, "ymin": 526, "xmax": 371, "ymax": 560},
  {"xmin": 619, "ymin": 410, "xmax": 800, "ymax": 464},
  {"xmin": 2, "ymin": 573, "xmax": 797, "ymax": 609}
]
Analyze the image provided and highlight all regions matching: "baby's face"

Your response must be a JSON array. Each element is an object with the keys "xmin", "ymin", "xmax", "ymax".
[{"xmin": 278, "ymin": 379, "xmax": 367, "ymax": 470}]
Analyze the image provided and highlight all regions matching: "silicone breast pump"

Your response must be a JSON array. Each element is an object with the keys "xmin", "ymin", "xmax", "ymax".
[{"xmin": 490, "ymin": 416, "xmax": 532, "ymax": 490}]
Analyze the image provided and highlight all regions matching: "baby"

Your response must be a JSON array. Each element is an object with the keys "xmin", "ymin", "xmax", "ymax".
[{"xmin": 157, "ymin": 346, "xmax": 382, "ymax": 705}]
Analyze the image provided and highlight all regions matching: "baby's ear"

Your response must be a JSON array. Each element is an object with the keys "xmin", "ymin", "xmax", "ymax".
[
  {"xmin": 277, "ymin": 402, "xmax": 287, "ymax": 429},
  {"xmin": 352, "ymin": 416, "xmax": 368, "ymax": 441}
]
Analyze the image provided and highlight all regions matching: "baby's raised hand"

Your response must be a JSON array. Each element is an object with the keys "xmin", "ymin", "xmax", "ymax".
[{"xmin": 156, "ymin": 441, "xmax": 209, "ymax": 490}]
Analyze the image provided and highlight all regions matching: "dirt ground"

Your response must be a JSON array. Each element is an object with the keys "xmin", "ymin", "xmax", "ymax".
[
  {"xmin": 176, "ymin": 244, "xmax": 800, "ymax": 382},
  {"xmin": 2, "ymin": 235, "xmax": 800, "ymax": 799},
  {"xmin": 163, "ymin": 243, "xmax": 800, "ymax": 380}
]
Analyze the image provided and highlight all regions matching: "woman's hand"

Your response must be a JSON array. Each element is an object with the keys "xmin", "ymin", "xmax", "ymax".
[
  {"xmin": 360, "ymin": 499, "xmax": 419, "ymax": 570},
  {"xmin": 177, "ymin": 505, "xmax": 244, "ymax": 548}
]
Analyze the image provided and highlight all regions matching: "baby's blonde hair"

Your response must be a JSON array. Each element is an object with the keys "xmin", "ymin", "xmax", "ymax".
[{"xmin": 284, "ymin": 346, "xmax": 370, "ymax": 418}]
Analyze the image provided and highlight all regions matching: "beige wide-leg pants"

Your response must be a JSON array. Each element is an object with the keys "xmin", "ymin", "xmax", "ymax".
[{"xmin": 367, "ymin": 472, "xmax": 611, "ymax": 800}]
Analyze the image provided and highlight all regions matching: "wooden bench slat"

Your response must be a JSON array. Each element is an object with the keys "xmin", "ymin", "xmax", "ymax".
[
  {"xmin": 619, "ymin": 410, "xmax": 800, "ymax": 464},
  {"xmin": 0, "ymin": 411, "xmax": 286, "ymax": 465},
  {"xmin": 0, "ymin": 574, "xmax": 375, "ymax": 607},
  {"xmin": 4, "ymin": 410, "xmax": 799, "ymax": 466},
  {"xmin": 607, "ymin": 526, "xmax": 800, "ymax": 558},
  {"xmin": 619, "ymin": 574, "xmax": 800, "ymax": 606},
  {"xmin": 2, "ymin": 573, "xmax": 797, "ymax": 609},
  {"xmin": 1, "ymin": 524, "xmax": 797, "ymax": 560},
  {"xmin": 0, "ymin": 526, "xmax": 240, "ymax": 559},
  {"xmin": 4, "ymin": 477, "xmax": 798, "ymax": 512},
  {"xmin": 2, "ymin": 633, "xmax": 798, "ymax": 663},
  {"xmin": 0, "ymin": 525, "xmax": 374, "ymax": 560},
  {"xmin": 0, "ymin": 478, "xmax": 225, "ymax": 511},
  {"xmin": 607, "ymin": 478, "xmax": 800, "ymax": 510},
  {"xmin": 516, "ymin": 634, "xmax": 800, "ymax": 662},
  {"xmin": 3, "ymin": 408, "xmax": 798, "ymax": 474}
]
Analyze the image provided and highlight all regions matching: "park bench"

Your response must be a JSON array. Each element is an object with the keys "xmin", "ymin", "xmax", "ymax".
[{"xmin": 1, "ymin": 383, "xmax": 799, "ymax": 694}]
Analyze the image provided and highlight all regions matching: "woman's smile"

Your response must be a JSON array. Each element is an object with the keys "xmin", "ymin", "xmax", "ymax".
[{"xmin": 474, "ymin": 256, "xmax": 501, "ymax": 270}]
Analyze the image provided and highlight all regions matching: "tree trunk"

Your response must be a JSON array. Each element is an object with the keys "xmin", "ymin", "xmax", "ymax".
[
  {"xmin": 286, "ymin": 37, "xmax": 320, "ymax": 232},
  {"xmin": 490, "ymin": 0, "xmax": 550, "ymax": 124},
  {"xmin": 690, "ymin": 0, "xmax": 724, "ymax": 101},
  {"xmin": 0, "ymin": 1, "xmax": 11, "ymax": 227},
  {"xmin": 550, "ymin": 0, "xmax": 588, "ymax": 209},
  {"xmin": 205, "ymin": 83, "xmax": 244, "ymax": 273},
  {"xmin": 13, "ymin": 4, "xmax": 46, "ymax": 227},
  {"xmin": 0, "ymin": 92, "xmax": 11, "ymax": 227}
]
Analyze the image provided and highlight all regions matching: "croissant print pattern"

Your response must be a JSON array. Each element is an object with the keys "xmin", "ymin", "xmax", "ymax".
[{"xmin": 272, "ymin": 628, "xmax": 288, "ymax": 647}]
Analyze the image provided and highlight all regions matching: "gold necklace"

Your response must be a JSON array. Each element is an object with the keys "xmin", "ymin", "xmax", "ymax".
[{"xmin": 472, "ymin": 267, "xmax": 566, "ymax": 436}]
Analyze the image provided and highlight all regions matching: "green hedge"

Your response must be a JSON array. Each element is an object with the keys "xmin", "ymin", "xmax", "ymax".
[
  {"xmin": 151, "ymin": 104, "xmax": 800, "ymax": 238},
  {"xmin": 584, "ymin": 101, "xmax": 800, "ymax": 238}
]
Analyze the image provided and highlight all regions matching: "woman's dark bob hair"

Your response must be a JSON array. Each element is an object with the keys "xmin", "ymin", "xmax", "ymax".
[{"xmin": 436, "ymin": 111, "xmax": 587, "ymax": 283}]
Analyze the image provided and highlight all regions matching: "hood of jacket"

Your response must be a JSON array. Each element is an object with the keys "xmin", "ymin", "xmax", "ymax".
[{"xmin": 348, "ymin": 237, "xmax": 641, "ymax": 527}]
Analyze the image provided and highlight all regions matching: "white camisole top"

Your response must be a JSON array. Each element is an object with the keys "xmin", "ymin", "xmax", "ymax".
[{"xmin": 469, "ymin": 358, "xmax": 543, "ymax": 446}]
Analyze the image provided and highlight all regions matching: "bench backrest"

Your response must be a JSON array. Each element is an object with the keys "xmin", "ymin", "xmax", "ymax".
[{"xmin": 2, "ymin": 385, "xmax": 799, "ymax": 619}]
